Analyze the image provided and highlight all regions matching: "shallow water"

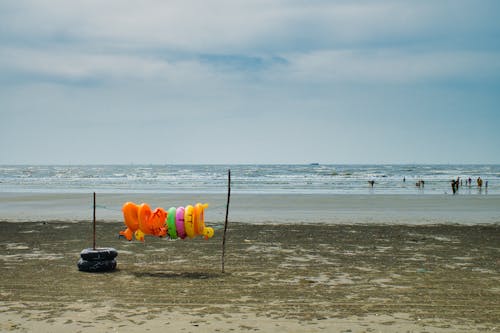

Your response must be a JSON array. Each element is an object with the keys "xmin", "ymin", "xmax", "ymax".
[{"xmin": 1, "ymin": 192, "xmax": 499, "ymax": 224}]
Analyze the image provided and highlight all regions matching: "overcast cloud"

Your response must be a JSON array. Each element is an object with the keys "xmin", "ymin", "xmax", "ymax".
[{"xmin": 1, "ymin": 0, "xmax": 499, "ymax": 164}]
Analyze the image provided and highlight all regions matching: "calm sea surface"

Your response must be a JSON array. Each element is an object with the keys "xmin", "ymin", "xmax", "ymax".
[{"xmin": 1, "ymin": 165, "xmax": 499, "ymax": 224}]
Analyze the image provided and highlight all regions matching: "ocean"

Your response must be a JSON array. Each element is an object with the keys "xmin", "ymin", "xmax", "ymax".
[{"xmin": 1, "ymin": 164, "xmax": 499, "ymax": 224}]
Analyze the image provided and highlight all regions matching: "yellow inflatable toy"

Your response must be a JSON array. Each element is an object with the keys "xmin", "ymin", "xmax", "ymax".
[
  {"xmin": 184, "ymin": 205, "xmax": 195, "ymax": 238},
  {"xmin": 193, "ymin": 203, "xmax": 214, "ymax": 240},
  {"xmin": 119, "ymin": 202, "xmax": 214, "ymax": 241}
]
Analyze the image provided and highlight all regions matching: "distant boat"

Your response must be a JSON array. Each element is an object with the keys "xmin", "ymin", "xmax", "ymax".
[{"xmin": 309, "ymin": 163, "xmax": 320, "ymax": 166}]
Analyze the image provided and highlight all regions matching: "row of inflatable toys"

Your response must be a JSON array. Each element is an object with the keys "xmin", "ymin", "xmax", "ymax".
[{"xmin": 119, "ymin": 202, "xmax": 214, "ymax": 241}]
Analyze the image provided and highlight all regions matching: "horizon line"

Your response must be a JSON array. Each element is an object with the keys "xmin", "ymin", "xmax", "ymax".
[{"xmin": 1, "ymin": 162, "xmax": 499, "ymax": 166}]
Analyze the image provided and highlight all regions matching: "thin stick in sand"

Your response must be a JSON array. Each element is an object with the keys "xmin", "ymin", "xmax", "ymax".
[
  {"xmin": 93, "ymin": 192, "xmax": 96, "ymax": 250},
  {"xmin": 221, "ymin": 169, "xmax": 231, "ymax": 273}
]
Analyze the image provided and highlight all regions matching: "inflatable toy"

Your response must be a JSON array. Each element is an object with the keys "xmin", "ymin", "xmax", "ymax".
[
  {"xmin": 119, "ymin": 202, "xmax": 167, "ymax": 241},
  {"xmin": 139, "ymin": 203, "xmax": 167, "ymax": 237},
  {"xmin": 184, "ymin": 205, "xmax": 195, "ymax": 238},
  {"xmin": 120, "ymin": 202, "xmax": 140, "ymax": 241},
  {"xmin": 119, "ymin": 202, "xmax": 214, "ymax": 241},
  {"xmin": 167, "ymin": 207, "xmax": 178, "ymax": 239},
  {"xmin": 193, "ymin": 203, "xmax": 214, "ymax": 240},
  {"xmin": 135, "ymin": 229, "xmax": 145, "ymax": 242},
  {"xmin": 175, "ymin": 207, "xmax": 187, "ymax": 239}
]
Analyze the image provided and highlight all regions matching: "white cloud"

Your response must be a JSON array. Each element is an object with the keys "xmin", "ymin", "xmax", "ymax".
[
  {"xmin": 3, "ymin": 0, "xmax": 499, "ymax": 85},
  {"xmin": 279, "ymin": 49, "xmax": 500, "ymax": 84},
  {"xmin": 2, "ymin": 0, "xmax": 284, "ymax": 52},
  {"xmin": 4, "ymin": 0, "xmax": 494, "ymax": 54},
  {"xmin": 0, "ymin": 45, "xmax": 231, "ymax": 87}
]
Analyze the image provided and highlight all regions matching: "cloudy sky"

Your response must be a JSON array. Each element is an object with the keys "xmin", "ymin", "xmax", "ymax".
[{"xmin": 1, "ymin": 0, "xmax": 499, "ymax": 164}]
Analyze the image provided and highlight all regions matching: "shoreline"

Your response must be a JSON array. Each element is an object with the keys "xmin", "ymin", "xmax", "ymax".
[
  {"xmin": 1, "ymin": 219, "xmax": 500, "ymax": 228},
  {"xmin": 1, "ymin": 221, "xmax": 498, "ymax": 332},
  {"xmin": 1, "ymin": 192, "xmax": 499, "ymax": 224}
]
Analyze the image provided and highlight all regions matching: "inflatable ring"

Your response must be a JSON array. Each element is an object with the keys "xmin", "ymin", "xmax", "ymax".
[
  {"xmin": 193, "ymin": 203, "xmax": 209, "ymax": 235},
  {"xmin": 184, "ymin": 205, "xmax": 195, "ymax": 238},
  {"xmin": 176, "ymin": 207, "xmax": 186, "ymax": 239},
  {"xmin": 78, "ymin": 258, "xmax": 117, "ymax": 272},
  {"xmin": 167, "ymin": 207, "xmax": 177, "ymax": 239},
  {"xmin": 80, "ymin": 248, "xmax": 118, "ymax": 261}
]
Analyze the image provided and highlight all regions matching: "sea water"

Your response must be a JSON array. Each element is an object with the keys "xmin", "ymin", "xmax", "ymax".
[
  {"xmin": 0, "ymin": 164, "xmax": 499, "ymax": 224},
  {"xmin": 1, "ymin": 164, "xmax": 498, "ymax": 195}
]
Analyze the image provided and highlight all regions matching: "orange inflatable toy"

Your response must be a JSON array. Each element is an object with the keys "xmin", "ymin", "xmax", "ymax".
[
  {"xmin": 120, "ymin": 202, "xmax": 167, "ymax": 241},
  {"xmin": 120, "ymin": 202, "xmax": 140, "ymax": 241}
]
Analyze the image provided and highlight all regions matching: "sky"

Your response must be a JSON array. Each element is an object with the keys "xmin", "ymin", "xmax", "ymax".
[{"xmin": 1, "ymin": 0, "xmax": 500, "ymax": 165}]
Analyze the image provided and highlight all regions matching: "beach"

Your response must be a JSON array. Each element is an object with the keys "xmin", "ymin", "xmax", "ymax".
[
  {"xmin": 1, "ymin": 165, "xmax": 499, "ymax": 331},
  {"xmin": 1, "ymin": 220, "xmax": 498, "ymax": 332}
]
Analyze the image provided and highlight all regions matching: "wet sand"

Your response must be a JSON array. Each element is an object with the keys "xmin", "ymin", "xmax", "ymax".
[
  {"xmin": 1, "ymin": 192, "xmax": 500, "ymax": 224},
  {"xmin": 0, "ymin": 221, "xmax": 499, "ymax": 332}
]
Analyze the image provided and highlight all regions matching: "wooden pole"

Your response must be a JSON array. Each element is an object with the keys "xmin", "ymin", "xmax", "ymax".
[
  {"xmin": 221, "ymin": 169, "xmax": 231, "ymax": 273},
  {"xmin": 93, "ymin": 192, "xmax": 96, "ymax": 250}
]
